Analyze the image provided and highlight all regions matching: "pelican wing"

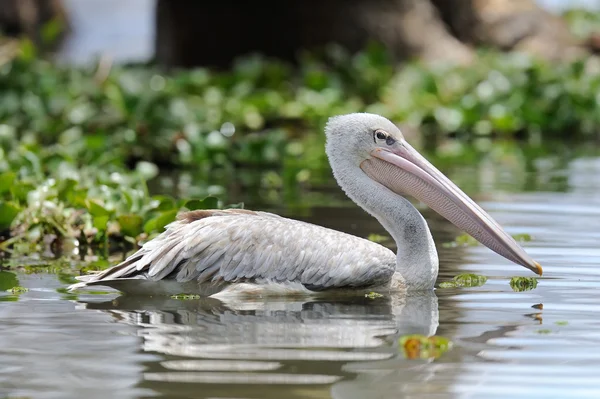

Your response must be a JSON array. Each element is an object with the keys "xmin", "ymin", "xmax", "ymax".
[{"xmin": 71, "ymin": 209, "xmax": 396, "ymax": 293}]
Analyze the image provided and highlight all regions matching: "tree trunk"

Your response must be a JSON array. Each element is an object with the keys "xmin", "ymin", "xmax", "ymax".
[
  {"xmin": 155, "ymin": 0, "xmax": 473, "ymax": 68},
  {"xmin": 431, "ymin": 0, "xmax": 585, "ymax": 61}
]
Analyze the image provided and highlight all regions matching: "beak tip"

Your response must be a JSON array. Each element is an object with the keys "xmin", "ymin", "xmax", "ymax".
[{"xmin": 533, "ymin": 261, "xmax": 543, "ymax": 276}]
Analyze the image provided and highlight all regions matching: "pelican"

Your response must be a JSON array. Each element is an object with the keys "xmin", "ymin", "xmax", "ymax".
[{"xmin": 69, "ymin": 113, "xmax": 542, "ymax": 297}]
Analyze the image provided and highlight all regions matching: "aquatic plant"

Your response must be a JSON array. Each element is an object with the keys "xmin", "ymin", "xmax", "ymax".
[
  {"xmin": 438, "ymin": 273, "xmax": 488, "ymax": 288},
  {"xmin": 510, "ymin": 276, "xmax": 539, "ymax": 292},
  {"xmin": 0, "ymin": 136, "xmax": 227, "ymax": 260},
  {"xmin": 6, "ymin": 286, "xmax": 28, "ymax": 294},
  {"xmin": 399, "ymin": 334, "xmax": 452, "ymax": 360},
  {"xmin": 0, "ymin": 21, "xmax": 598, "ymax": 263}
]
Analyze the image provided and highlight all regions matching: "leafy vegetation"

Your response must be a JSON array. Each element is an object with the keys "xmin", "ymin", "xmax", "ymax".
[
  {"xmin": 510, "ymin": 276, "xmax": 539, "ymax": 292},
  {"xmin": 0, "ymin": 14, "xmax": 599, "ymax": 264},
  {"xmin": 0, "ymin": 270, "xmax": 18, "ymax": 291},
  {"xmin": 438, "ymin": 273, "xmax": 488, "ymax": 288}
]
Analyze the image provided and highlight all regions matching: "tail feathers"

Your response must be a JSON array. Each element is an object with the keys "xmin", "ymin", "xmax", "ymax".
[
  {"xmin": 67, "ymin": 254, "xmax": 147, "ymax": 292},
  {"xmin": 68, "ymin": 275, "xmax": 148, "ymax": 292}
]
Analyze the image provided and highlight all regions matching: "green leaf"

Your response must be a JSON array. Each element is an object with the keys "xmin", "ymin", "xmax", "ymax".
[
  {"xmin": 152, "ymin": 195, "xmax": 176, "ymax": 211},
  {"xmin": 512, "ymin": 233, "xmax": 532, "ymax": 242},
  {"xmin": 57, "ymin": 178, "xmax": 78, "ymax": 201},
  {"xmin": 144, "ymin": 210, "xmax": 178, "ymax": 234},
  {"xmin": 85, "ymin": 199, "xmax": 112, "ymax": 217},
  {"xmin": 438, "ymin": 273, "xmax": 487, "ymax": 289},
  {"xmin": 92, "ymin": 215, "xmax": 110, "ymax": 231},
  {"xmin": 41, "ymin": 18, "xmax": 64, "ymax": 45},
  {"xmin": 7, "ymin": 286, "xmax": 28, "ymax": 294},
  {"xmin": 117, "ymin": 214, "xmax": 144, "ymax": 237},
  {"xmin": 18, "ymin": 38, "xmax": 37, "ymax": 62},
  {"xmin": 0, "ymin": 201, "xmax": 21, "ymax": 229},
  {"xmin": 510, "ymin": 277, "xmax": 538, "ymax": 292},
  {"xmin": 184, "ymin": 196, "xmax": 219, "ymax": 211},
  {"xmin": 10, "ymin": 183, "xmax": 35, "ymax": 203},
  {"xmin": 0, "ymin": 271, "xmax": 19, "ymax": 292},
  {"xmin": 0, "ymin": 172, "xmax": 16, "ymax": 196}
]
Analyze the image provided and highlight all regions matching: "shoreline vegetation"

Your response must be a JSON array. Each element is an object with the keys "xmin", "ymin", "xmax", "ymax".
[{"xmin": 1, "ymin": 9, "xmax": 600, "ymax": 271}]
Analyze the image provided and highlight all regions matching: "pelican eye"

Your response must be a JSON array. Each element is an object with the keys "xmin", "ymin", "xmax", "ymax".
[
  {"xmin": 373, "ymin": 129, "xmax": 396, "ymax": 146},
  {"xmin": 375, "ymin": 130, "xmax": 387, "ymax": 140}
]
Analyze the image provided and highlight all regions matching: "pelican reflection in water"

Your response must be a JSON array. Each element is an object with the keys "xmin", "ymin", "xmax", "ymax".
[{"xmin": 69, "ymin": 113, "xmax": 542, "ymax": 297}]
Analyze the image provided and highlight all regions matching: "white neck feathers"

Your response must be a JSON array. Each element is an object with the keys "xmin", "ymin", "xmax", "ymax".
[{"xmin": 327, "ymin": 148, "xmax": 439, "ymax": 290}]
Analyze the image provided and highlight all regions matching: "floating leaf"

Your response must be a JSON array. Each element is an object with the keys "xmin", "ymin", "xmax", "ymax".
[
  {"xmin": 0, "ymin": 271, "xmax": 19, "ymax": 292},
  {"xmin": 7, "ymin": 286, "xmax": 28, "ymax": 294},
  {"xmin": 438, "ymin": 273, "xmax": 487, "ymax": 288},
  {"xmin": 399, "ymin": 334, "xmax": 452, "ymax": 360},
  {"xmin": 510, "ymin": 277, "xmax": 538, "ymax": 292}
]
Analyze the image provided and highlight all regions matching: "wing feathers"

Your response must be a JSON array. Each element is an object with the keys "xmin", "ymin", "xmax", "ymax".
[{"xmin": 72, "ymin": 210, "xmax": 396, "ymax": 292}]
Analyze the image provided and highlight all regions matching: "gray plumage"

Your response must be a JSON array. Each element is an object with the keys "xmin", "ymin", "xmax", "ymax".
[{"xmin": 70, "ymin": 209, "xmax": 397, "ymax": 296}]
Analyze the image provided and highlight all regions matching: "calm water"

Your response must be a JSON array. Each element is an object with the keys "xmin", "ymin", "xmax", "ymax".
[{"xmin": 1, "ymin": 143, "xmax": 600, "ymax": 399}]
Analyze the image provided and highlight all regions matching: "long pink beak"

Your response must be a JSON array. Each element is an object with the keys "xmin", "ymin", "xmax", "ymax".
[{"xmin": 361, "ymin": 140, "xmax": 542, "ymax": 276}]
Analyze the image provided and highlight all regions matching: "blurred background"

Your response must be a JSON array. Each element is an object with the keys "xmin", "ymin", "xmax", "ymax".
[{"xmin": 5, "ymin": 0, "xmax": 600, "ymax": 65}]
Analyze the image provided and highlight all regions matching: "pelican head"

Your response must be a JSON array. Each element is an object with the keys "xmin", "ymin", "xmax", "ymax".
[{"xmin": 325, "ymin": 113, "xmax": 542, "ymax": 276}]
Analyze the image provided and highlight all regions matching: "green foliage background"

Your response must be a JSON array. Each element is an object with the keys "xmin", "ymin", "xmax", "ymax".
[{"xmin": 1, "ymin": 9, "xmax": 599, "ymax": 263}]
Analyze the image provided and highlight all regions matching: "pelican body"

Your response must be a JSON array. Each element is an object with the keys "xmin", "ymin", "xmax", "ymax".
[{"xmin": 69, "ymin": 114, "xmax": 542, "ymax": 297}]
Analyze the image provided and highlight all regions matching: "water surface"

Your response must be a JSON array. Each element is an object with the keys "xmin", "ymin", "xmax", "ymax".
[{"xmin": 1, "ymin": 143, "xmax": 600, "ymax": 399}]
